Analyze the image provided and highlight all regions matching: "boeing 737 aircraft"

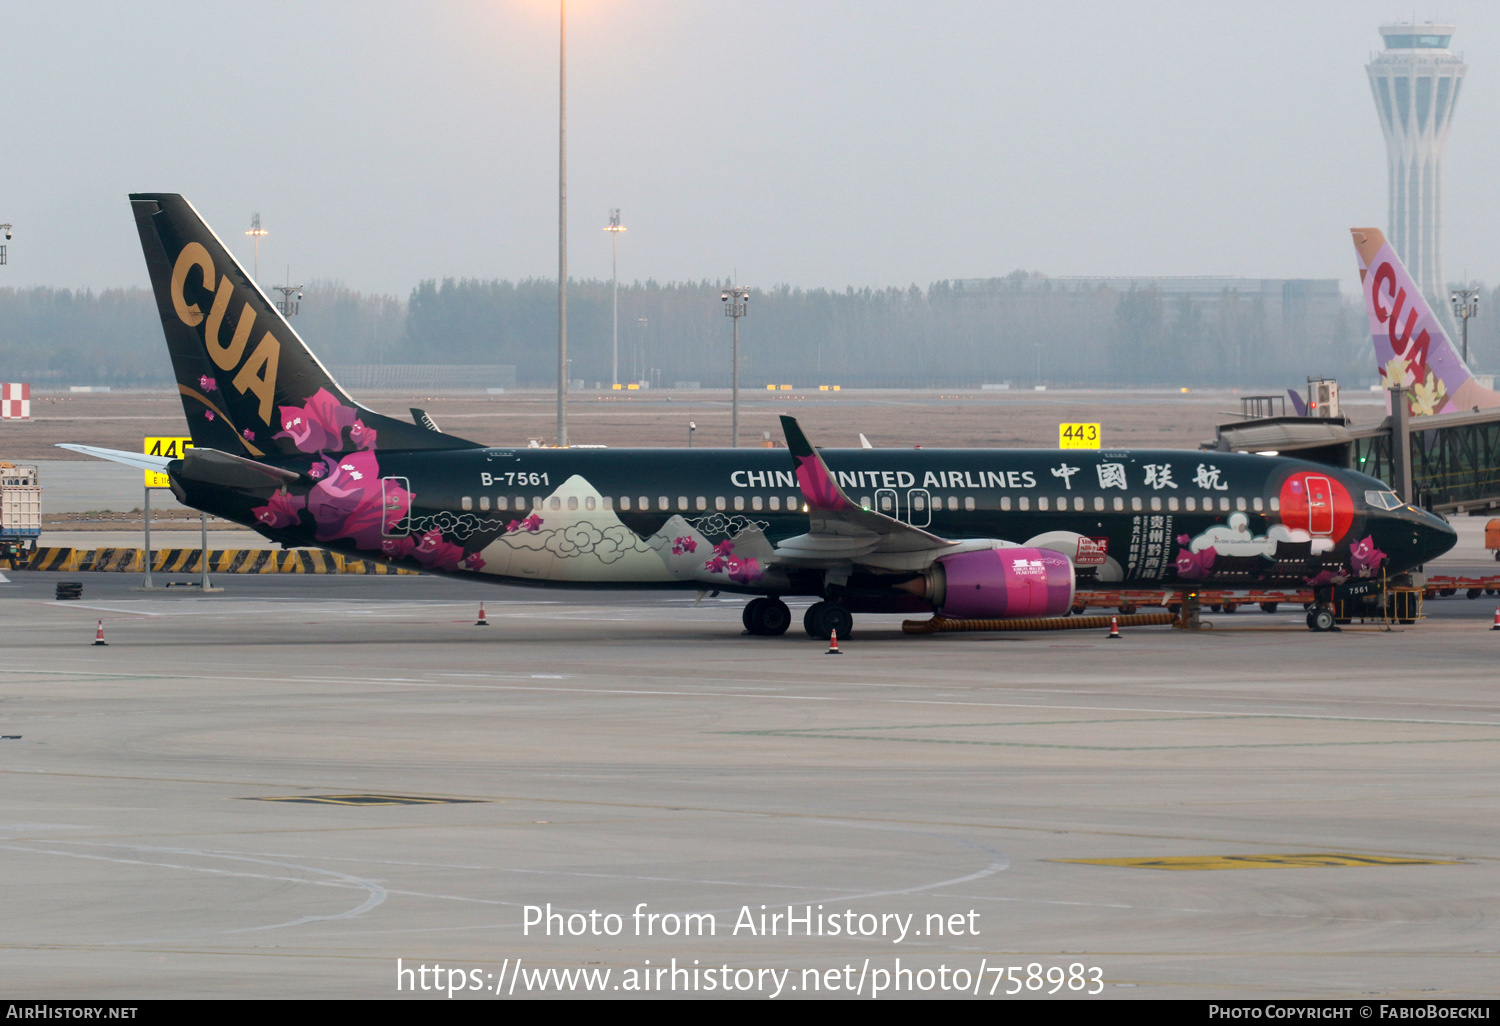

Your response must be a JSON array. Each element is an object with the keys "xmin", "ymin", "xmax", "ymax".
[
  {"xmin": 1354, "ymin": 225, "xmax": 1500, "ymax": 416},
  {"xmin": 62, "ymin": 196, "xmax": 1455, "ymax": 634}
]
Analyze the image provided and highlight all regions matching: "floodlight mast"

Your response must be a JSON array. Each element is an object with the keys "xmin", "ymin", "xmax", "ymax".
[
  {"xmin": 721, "ymin": 285, "xmax": 750, "ymax": 447},
  {"xmin": 245, "ymin": 213, "xmax": 267, "ymax": 281},
  {"xmin": 0, "ymin": 223, "xmax": 11, "ymax": 265},
  {"xmin": 556, "ymin": 0, "xmax": 568, "ymax": 447},
  {"xmin": 1450, "ymin": 286, "xmax": 1481, "ymax": 366},
  {"xmin": 605, "ymin": 209, "xmax": 626, "ymax": 386}
]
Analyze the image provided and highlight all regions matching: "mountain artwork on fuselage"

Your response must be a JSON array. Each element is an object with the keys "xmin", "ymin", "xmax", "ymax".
[{"xmin": 60, "ymin": 195, "xmax": 1457, "ymax": 636}]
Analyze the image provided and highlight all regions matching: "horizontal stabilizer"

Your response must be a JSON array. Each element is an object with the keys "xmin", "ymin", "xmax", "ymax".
[
  {"xmin": 180, "ymin": 447, "xmax": 301, "ymax": 489},
  {"xmin": 56, "ymin": 443, "xmax": 172, "ymax": 473}
]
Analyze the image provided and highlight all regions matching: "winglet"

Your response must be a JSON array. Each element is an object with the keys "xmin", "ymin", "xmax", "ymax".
[
  {"xmin": 780, "ymin": 415, "xmax": 856, "ymax": 512},
  {"xmin": 1287, "ymin": 389, "xmax": 1307, "ymax": 417}
]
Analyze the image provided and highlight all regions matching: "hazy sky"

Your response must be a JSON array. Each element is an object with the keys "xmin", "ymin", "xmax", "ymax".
[{"xmin": 5, "ymin": 1, "xmax": 1499, "ymax": 298}]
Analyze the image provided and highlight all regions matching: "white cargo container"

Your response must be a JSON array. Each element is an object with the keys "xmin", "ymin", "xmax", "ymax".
[{"xmin": 0, "ymin": 462, "xmax": 41, "ymax": 559}]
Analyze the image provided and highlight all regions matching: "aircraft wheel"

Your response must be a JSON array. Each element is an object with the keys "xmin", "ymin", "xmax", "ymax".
[
  {"xmin": 1307, "ymin": 608, "xmax": 1335, "ymax": 632},
  {"xmin": 803, "ymin": 601, "xmax": 853, "ymax": 640},
  {"xmin": 745, "ymin": 597, "xmax": 790, "ymax": 636},
  {"xmin": 1259, "ymin": 602, "xmax": 1279, "ymax": 614},
  {"xmin": 742, "ymin": 598, "xmax": 764, "ymax": 633}
]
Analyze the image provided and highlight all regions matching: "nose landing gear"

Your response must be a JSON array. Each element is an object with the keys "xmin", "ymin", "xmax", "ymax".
[{"xmin": 742, "ymin": 596, "xmax": 792, "ymax": 636}]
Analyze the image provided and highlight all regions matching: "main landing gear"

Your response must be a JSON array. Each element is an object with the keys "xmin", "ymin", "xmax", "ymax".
[
  {"xmin": 803, "ymin": 601, "xmax": 853, "ymax": 641},
  {"xmin": 740, "ymin": 598, "xmax": 855, "ymax": 640},
  {"xmin": 743, "ymin": 596, "xmax": 792, "ymax": 636}
]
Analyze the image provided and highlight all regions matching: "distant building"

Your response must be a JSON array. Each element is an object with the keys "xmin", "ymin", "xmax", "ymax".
[
  {"xmin": 956, "ymin": 275, "xmax": 1342, "ymax": 335},
  {"xmin": 1366, "ymin": 22, "xmax": 1466, "ymax": 310}
]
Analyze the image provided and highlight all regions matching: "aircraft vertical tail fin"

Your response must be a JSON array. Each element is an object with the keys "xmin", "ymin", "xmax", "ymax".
[
  {"xmin": 1287, "ymin": 389, "xmax": 1307, "ymax": 417},
  {"xmin": 129, "ymin": 193, "xmax": 480, "ymax": 458},
  {"xmin": 1352, "ymin": 227, "xmax": 1500, "ymax": 416}
]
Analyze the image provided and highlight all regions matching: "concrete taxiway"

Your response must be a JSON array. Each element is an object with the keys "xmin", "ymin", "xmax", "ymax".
[{"xmin": 0, "ymin": 570, "xmax": 1497, "ymax": 999}]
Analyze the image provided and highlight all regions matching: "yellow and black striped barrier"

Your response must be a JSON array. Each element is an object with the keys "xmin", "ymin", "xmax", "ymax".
[
  {"xmin": 17, "ymin": 547, "xmax": 419, "ymax": 575},
  {"xmin": 903, "ymin": 612, "xmax": 1176, "ymax": 634}
]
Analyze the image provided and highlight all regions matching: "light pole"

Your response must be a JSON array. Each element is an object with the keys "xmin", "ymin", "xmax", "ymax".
[
  {"xmin": 721, "ymin": 285, "xmax": 750, "ymax": 447},
  {"xmin": 688, "ymin": 421, "xmax": 696, "ymax": 448},
  {"xmin": 636, "ymin": 316, "xmax": 648, "ymax": 383},
  {"xmin": 605, "ymin": 209, "xmax": 625, "ymax": 386},
  {"xmin": 556, "ymin": 0, "xmax": 568, "ymax": 447},
  {"xmin": 0, "ymin": 223, "xmax": 11, "ymax": 265},
  {"xmin": 1451, "ymin": 286, "xmax": 1481, "ymax": 366},
  {"xmin": 245, "ymin": 213, "xmax": 267, "ymax": 281}
]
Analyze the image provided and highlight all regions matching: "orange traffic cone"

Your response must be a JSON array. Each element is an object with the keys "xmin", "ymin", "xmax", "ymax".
[
  {"xmin": 476, "ymin": 602, "xmax": 489, "ymax": 626},
  {"xmin": 1108, "ymin": 615, "xmax": 1121, "ymax": 639},
  {"xmin": 1491, "ymin": 608, "xmax": 1500, "ymax": 631},
  {"xmin": 92, "ymin": 620, "xmax": 107, "ymax": 646},
  {"xmin": 826, "ymin": 629, "xmax": 842, "ymax": 655}
]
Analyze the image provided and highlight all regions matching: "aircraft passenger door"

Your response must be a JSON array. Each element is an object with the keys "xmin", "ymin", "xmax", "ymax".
[
  {"xmin": 874, "ymin": 488, "xmax": 899, "ymax": 520},
  {"xmin": 1306, "ymin": 475, "xmax": 1334, "ymax": 536},
  {"xmin": 907, "ymin": 488, "xmax": 932, "ymax": 528},
  {"xmin": 382, "ymin": 476, "xmax": 411, "ymax": 537}
]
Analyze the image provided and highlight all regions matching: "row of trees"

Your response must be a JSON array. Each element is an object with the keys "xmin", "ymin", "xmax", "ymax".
[{"xmin": 1, "ymin": 273, "xmax": 1469, "ymax": 389}]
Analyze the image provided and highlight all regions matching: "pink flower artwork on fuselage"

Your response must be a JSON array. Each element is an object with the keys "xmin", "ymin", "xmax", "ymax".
[
  {"xmin": 349, "ymin": 419, "xmax": 377, "ymax": 451},
  {"xmin": 1173, "ymin": 545, "xmax": 1217, "ymax": 581},
  {"xmin": 305, "ymin": 451, "xmax": 408, "ymax": 549},
  {"xmin": 672, "ymin": 536, "xmax": 698, "ymax": 555},
  {"xmin": 199, "ymin": 375, "xmax": 218, "ymax": 392},
  {"xmin": 274, "ymin": 387, "xmax": 358, "ymax": 453},
  {"xmin": 1350, "ymin": 535, "xmax": 1387, "ymax": 578},
  {"xmin": 249, "ymin": 489, "xmax": 306, "ymax": 530},
  {"xmin": 412, "ymin": 528, "xmax": 465, "ymax": 571},
  {"xmin": 507, "ymin": 514, "xmax": 544, "ymax": 534}
]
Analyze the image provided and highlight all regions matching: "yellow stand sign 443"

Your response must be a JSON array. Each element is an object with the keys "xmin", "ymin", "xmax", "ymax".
[
  {"xmin": 1058, "ymin": 423, "xmax": 1100, "ymax": 449},
  {"xmin": 143, "ymin": 436, "xmax": 193, "ymax": 488}
]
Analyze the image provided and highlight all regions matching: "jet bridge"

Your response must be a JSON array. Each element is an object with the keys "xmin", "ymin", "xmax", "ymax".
[{"xmin": 1205, "ymin": 385, "xmax": 1500, "ymax": 514}]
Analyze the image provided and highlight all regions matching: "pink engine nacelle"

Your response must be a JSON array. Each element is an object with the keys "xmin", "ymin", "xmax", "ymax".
[{"xmin": 928, "ymin": 547, "xmax": 1076, "ymax": 619}]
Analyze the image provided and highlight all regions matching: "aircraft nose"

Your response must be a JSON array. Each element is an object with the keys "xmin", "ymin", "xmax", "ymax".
[{"xmin": 1415, "ymin": 511, "xmax": 1458, "ymax": 564}]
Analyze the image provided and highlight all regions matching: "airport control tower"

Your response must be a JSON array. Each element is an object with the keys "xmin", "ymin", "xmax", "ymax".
[{"xmin": 1366, "ymin": 23, "xmax": 1466, "ymax": 311}]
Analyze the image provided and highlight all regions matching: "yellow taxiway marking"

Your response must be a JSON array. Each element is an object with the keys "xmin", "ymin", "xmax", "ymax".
[
  {"xmin": 1052, "ymin": 853, "xmax": 1463, "ymax": 871},
  {"xmin": 242, "ymin": 794, "xmax": 484, "ymax": 807}
]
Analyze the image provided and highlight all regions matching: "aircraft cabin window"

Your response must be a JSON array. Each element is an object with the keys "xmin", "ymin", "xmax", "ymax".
[
  {"xmin": 1270, "ymin": 497, "xmax": 1280, "ymax": 511},
  {"xmin": 1252, "ymin": 497, "xmax": 1263, "ymax": 512},
  {"xmin": 585, "ymin": 496, "xmax": 596, "ymax": 510},
  {"xmin": 769, "ymin": 496, "xmax": 781, "ymax": 511},
  {"xmin": 965, "ymin": 497, "xmax": 975, "ymax": 511},
  {"xmin": 789, "ymin": 496, "xmax": 799, "ymax": 510},
  {"xmin": 678, "ymin": 496, "xmax": 688, "ymax": 510},
  {"xmin": 1132, "ymin": 496, "xmax": 1142, "ymax": 512},
  {"xmin": 752, "ymin": 496, "xmax": 763, "ymax": 511},
  {"xmin": 1018, "ymin": 497, "xmax": 1029, "ymax": 511},
  {"xmin": 734, "ymin": 496, "xmax": 745, "ymax": 511},
  {"xmin": 567, "ymin": 496, "xmax": 578, "ymax": 511},
  {"xmin": 497, "ymin": 497, "xmax": 508, "ymax": 511},
  {"xmin": 640, "ymin": 496, "xmax": 651, "ymax": 510},
  {"xmin": 1150, "ymin": 496, "xmax": 1161, "ymax": 511},
  {"xmin": 1039, "ymin": 497, "xmax": 1049, "ymax": 511},
  {"xmin": 479, "ymin": 496, "xmax": 490, "ymax": 511},
  {"xmin": 550, "ymin": 497, "xmax": 562, "ymax": 511},
  {"xmin": 619, "ymin": 496, "xmax": 631, "ymax": 510},
  {"xmin": 1219, "ymin": 497, "xmax": 1230, "ymax": 512},
  {"xmin": 602, "ymin": 496, "xmax": 613, "ymax": 510},
  {"xmin": 658, "ymin": 496, "xmax": 669, "ymax": 511},
  {"xmin": 1167, "ymin": 497, "xmax": 1178, "ymax": 511},
  {"xmin": 1184, "ymin": 497, "xmax": 1195, "ymax": 511},
  {"xmin": 879, "ymin": 494, "xmax": 893, "ymax": 512},
  {"xmin": 696, "ymin": 497, "xmax": 706, "ymax": 511},
  {"xmin": 716, "ymin": 496, "xmax": 726, "ymax": 511},
  {"xmin": 1073, "ymin": 497, "xmax": 1084, "ymax": 511},
  {"xmin": 1112, "ymin": 497, "xmax": 1123, "ymax": 511},
  {"xmin": 1096, "ymin": 497, "xmax": 1106, "ymax": 511},
  {"xmin": 533, "ymin": 496, "xmax": 544, "ymax": 510},
  {"xmin": 861, "ymin": 496, "xmax": 871, "ymax": 508},
  {"xmin": 1236, "ymin": 497, "xmax": 1246, "ymax": 511},
  {"xmin": 913, "ymin": 495, "xmax": 925, "ymax": 511},
  {"xmin": 461, "ymin": 497, "xmax": 473, "ymax": 511},
  {"xmin": 1000, "ymin": 496, "xmax": 1011, "ymax": 511}
]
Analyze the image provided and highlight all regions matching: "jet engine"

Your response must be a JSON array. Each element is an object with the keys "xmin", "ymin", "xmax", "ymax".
[{"xmin": 900, "ymin": 547, "xmax": 1075, "ymax": 619}]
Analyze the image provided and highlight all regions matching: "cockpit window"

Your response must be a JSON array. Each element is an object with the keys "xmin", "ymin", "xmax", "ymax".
[{"xmin": 1364, "ymin": 489, "xmax": 1403, "ymax": 510}]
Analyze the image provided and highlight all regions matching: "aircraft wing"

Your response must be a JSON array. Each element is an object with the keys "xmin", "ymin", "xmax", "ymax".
[{"xmin": 773, "ymin": 415, "xmax": 993, "ymax": 571}]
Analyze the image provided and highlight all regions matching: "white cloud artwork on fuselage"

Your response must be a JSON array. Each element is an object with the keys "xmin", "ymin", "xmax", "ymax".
[{"xmin": 1183, "ymin": 512, "xmax": 1333, "ymax": 558}]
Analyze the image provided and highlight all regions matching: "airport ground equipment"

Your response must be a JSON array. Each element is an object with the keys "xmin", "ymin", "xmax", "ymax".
[
  {"xmin": 903, "ymin": 612, "xmax": 1173, "ymax": 634},
  {"xmin": 0, "ymin": 462, "xmax": 41, "ymax": 565},
  {"xmin": 1487, "ymin": 519, "xmax": 1500, "ymax": 560}
]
